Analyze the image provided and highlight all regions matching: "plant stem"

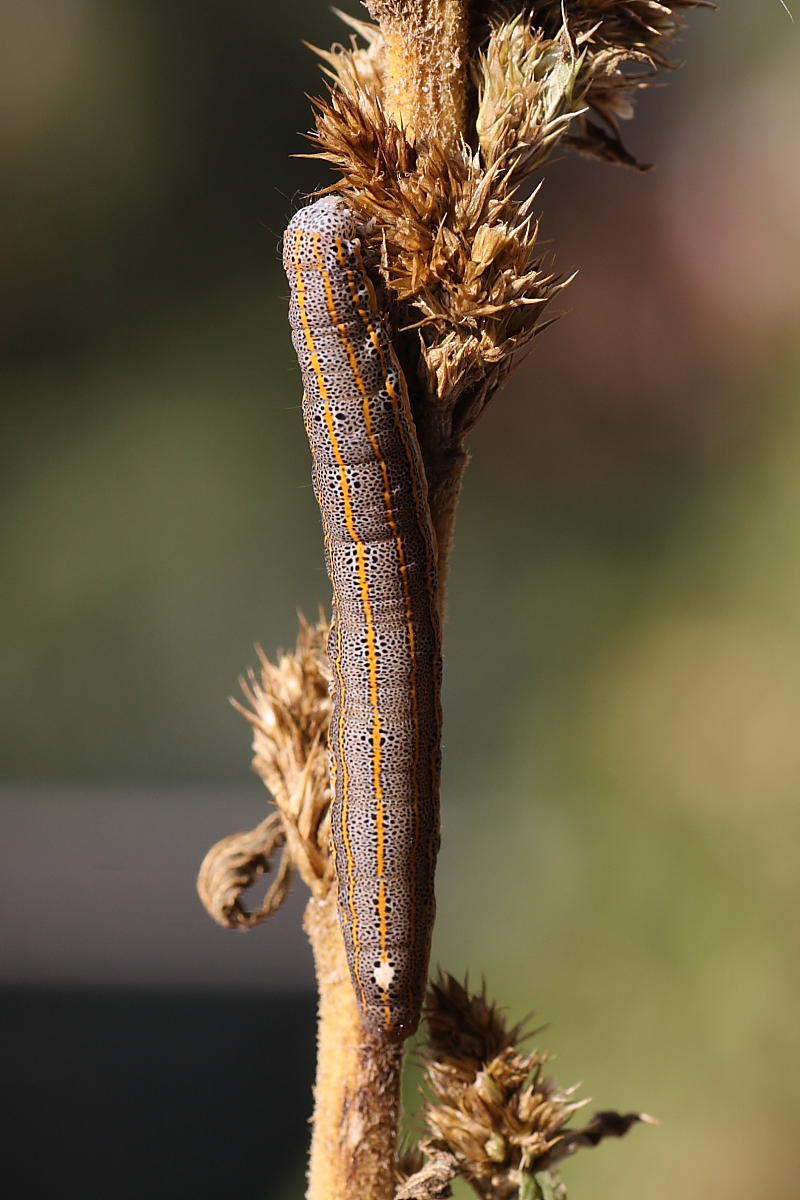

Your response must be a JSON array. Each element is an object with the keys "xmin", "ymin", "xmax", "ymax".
[
  {"xmin": 304, "ymin": 6, "xmax": 472, "ymax": 1196},
  {"xmin": 364, "ymin": 0, "xmax": 470, "ymax": 150},
  {"xmin": 305, "ymin": 893, "xmax": 403, "ymax": 1200}
]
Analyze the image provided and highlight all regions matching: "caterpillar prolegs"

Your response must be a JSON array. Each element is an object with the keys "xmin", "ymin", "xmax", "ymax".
[{"xmin": 283, "ymin": 197, "xmax": 442, "ymax": 1040}]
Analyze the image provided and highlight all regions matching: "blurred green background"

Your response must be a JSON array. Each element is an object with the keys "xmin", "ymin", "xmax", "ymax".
[{"xmin": 2, "ymin": 3, "xmax": 798, "ymax": 1198}]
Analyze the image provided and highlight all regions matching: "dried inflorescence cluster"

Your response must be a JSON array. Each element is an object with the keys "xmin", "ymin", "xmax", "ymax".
[
  {"xmin": 312, "ymin": 11, "xmax": 565, "ymax": 441},
  {"xmin": 312, "ymin": 2, "xmax": 707, "ymax": 433},
  {"xmin": 397, "ymin": 975, "xmax": 645, "ymax": 1200},
  {"xmin": 309, "ymin": 1, "xmax": 707, "ymax": 571},
  {"xmin": 492, "ymin": 1, "xmax": 712, "ymax": 165},
  {"xmin": 419, "ymin": 975, "xmax": 581, "ymax": 1198},
  {"xmin": 197, "ymin": 615, "xmax": 333, "ymax": 927}
]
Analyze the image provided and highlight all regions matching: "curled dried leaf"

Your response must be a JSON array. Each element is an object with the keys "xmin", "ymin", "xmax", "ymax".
[{"xmin": 197, "ymin": 811, "xmax": 291, "ymax": 928}]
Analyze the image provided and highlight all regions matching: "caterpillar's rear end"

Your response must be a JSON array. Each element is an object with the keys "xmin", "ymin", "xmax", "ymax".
[{"xmin": 283, "ymin": 197, "xmax": 442, "ymax": 1040}]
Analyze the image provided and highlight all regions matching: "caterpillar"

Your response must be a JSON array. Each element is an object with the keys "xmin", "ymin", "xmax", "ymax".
[{"xmin": 283, "ymin": 196, "xmax": 442, "ymax": 1041}]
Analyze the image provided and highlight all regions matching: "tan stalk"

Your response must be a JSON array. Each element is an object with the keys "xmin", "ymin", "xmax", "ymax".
[
  {"xmin": 362, "ymin": 0, "xmax": 470, "ymax": 151},
  {"xmin": 305, "ymin": 893, "xmax": 403, "ymax": 1200}
]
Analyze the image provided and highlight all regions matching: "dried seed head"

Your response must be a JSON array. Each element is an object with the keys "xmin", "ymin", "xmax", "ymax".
[
  {"xmin": 304, "ymin": 2, "xmax": 708, "ymax": 579},
  {"xmin": 235, "ymin": 612, "xmax": 333, "ymax": 895},
  {"xmin": 308, "ymin": 2, "xmax": 706, "ymax": 451},
  {"xmin": 418, "ymin": 976, "xmax": 646, "ymax": 1199},
  {"xmin": 419, "ymin": 976, "xmax": 577, "ymax": 1195},
  {"xmin": 196, "ymin": 614, "xmax": 333, "ymax": 928},
  {"xmin": 308, "ymin": 24, "xmax": 561, "ymax": 437}
]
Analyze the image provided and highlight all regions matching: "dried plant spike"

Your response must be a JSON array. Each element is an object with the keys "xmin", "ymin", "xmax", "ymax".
[
  {"xmin": 476, "ymin": 15, "xmax": 587, "ymax": 182},
  {"xmin": 305, "ymin": 1, "xmax": 707, "ymax": 588},
  {"xmin": 423, "ymin": 972, "xmax": 530, "ymax": 1076},
  {"xmin": 419, "ymin": 975, "xmax": 647, "ymax": 1198}
]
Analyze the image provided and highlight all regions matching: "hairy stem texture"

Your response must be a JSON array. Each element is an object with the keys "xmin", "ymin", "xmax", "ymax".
[
  {"xmin": 363, "ymin": 0, "xmax": 470, "ymax": 149},
  {"xmin": 305, "ymin": 893, "xmax": 403, "ymax": 1200}
]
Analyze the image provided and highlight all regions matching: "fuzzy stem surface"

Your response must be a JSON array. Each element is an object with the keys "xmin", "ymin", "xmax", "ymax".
[
  {"xmin": 364, "ymin": 0, "xmax": 470, "ymax": 150},
  {"xmin": 305, "ymin": 892, "xmax": 403, "ymax": 1200}
]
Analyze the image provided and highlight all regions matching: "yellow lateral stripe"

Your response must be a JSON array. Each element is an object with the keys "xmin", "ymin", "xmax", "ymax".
[
  {"xmin": 389, "ymin": 365, "xmax": 443, "ymax": 889},
  {"xmin": 293, "ymin": 233, "xmax": 330, "ymax": 403}
]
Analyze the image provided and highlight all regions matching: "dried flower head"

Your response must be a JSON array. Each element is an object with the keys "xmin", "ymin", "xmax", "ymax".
[
  {"xmin": 413, "ymin": 975, "xmax": 647, "ymax": 1200},
  {"xmin": 310, "ymin": 3, "xmax": 707, "ymax": 421},
  {"xmin": 475, "ymin": 17, "xmax": 587, "ymax": 181},
  {"xmin": 196, "ymin": 614, "xmax": 333, "ymax": 928},
  {"xmin": 306, "ymin": 2, "xmax": 708, "ymax": 574}
]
